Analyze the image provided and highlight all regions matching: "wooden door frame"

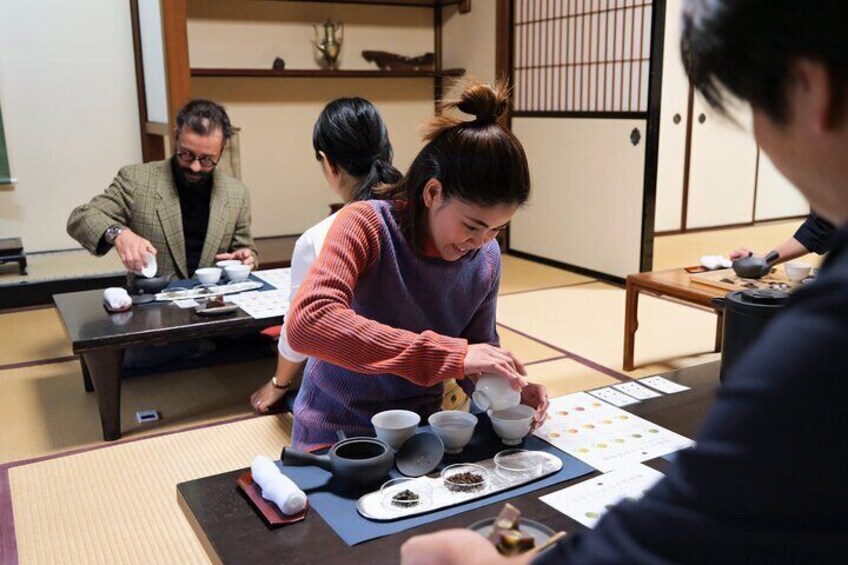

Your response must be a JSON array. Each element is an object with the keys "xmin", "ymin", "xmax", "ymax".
[{"xmin": 130, "ymin": 0, "xmax": 191, "ymax": 163}]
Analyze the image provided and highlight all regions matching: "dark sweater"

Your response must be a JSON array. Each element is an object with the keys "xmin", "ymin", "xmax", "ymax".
[
  {"xmin": 172, "ymin": 159, "xmax": 212, "ymax": 276},
  {"xmin": 794, "ymin": 212, "xmax": 835, "ymax": 254},
  {"xmin": 536, "ymin": 221, "xmax": 848, "ymax": 563}
]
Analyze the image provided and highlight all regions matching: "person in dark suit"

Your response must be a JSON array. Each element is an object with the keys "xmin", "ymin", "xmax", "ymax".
[{"xmin": 401, "ymin": 1, "xmax": 848, "ymax": 562}]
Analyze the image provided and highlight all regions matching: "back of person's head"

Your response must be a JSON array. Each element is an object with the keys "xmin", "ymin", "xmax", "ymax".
[
  {"xmin": 681, "ymin": 0, "xmax": 848, "ymax": 122},
  {"xmin": 175, "ymin": 99, "xmax": 234, "ymax": 140},
  {"xmin": 380, "ymin": 80, "xmax": 531, "ymax": 251},
  {"xmin": 313, "ymin": 97, "xmax": 401, "ymax": 202}
]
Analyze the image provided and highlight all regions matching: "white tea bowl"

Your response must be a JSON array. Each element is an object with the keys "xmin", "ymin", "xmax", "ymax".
[
  {"xmin": 195, "ymin": 267, "xmax": 222, "ymax": 286},
  {"xmin": 224, "ymin": 264, "xmax": 251, "ymax": 282},
  {"xmin": 784, "ymin": 261, "xmax": 812, "ymax": 282},
  {"xmin": 489, "ymin": 404, "xmax": 535, "ymax": 446},
  {"xmin": 371, "ymin": 410, "xmax": 421, "ymax": 449},
  {"xmin": 428, "ymin": 411, "xmax": 477, "ymax": 454}
]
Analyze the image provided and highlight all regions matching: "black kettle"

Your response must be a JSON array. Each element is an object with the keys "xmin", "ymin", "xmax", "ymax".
[{"xmin": 712, "ymin": 288, "xmax": 789, "ymax": 381}]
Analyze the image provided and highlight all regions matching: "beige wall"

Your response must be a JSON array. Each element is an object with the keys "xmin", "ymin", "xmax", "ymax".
[
  {"xmin": 0, "ymin": 0, "xmax": 141, "ymax": 252},
  {"xmin": 442, "ymin": 1, "xmax": 497, "ymax": 87},
  {"xmin": 193, "ymin": 78, "xmax": 435, "ymax": 236},
  {"xmin": 188, "ymin": 0, "xmax": 439, "ymax": 236}
]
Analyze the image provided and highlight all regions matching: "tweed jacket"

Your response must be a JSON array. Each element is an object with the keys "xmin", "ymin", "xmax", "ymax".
[{"xmin": 67, "ymin": 160, "xmax": 257, "ymax": 279}]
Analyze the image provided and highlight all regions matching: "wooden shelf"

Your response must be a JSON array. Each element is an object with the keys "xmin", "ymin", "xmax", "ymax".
[
  {"xmin": 190, "ymin": 68, "xmax": 465, "ymax": 79},
  {"xmin": 264, "ymin": 0, "xmax": 469, "ymax": 9}
]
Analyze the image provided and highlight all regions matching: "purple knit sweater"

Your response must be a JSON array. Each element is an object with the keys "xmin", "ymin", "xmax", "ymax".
[{"xmin": 287, "ymin": 200, "xmax": 501, "ymax": 450}]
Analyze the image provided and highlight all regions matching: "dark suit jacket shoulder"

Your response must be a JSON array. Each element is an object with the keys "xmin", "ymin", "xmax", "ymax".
[{"xmin": 537, "ymin": 223, "xmax": 848, "ymax": 563}]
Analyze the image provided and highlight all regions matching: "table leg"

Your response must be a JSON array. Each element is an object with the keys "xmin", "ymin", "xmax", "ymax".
[
  {"xmin": 80, "ymin": 356, "xmax": 94, "ymax": 392},
  {"xmin": 623, "ymin": 280, "xmax": 640, "ymax": 371},
  {"xmin": 715, "ymin": 310, "xmax": 724, "ymax": 352},
  {"xmin": 82, "ymin": 348, "xmax": 125, "ymax": 441}
]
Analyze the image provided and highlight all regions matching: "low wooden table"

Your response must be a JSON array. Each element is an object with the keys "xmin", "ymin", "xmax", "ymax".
[
  {"xmin": 0, "ymin": 237, "xmax": 26, "ymax": 275},
  {"xmin": 53, "ymin": 289, "xmax": 283, "ymax": 441},
  {"xmin": 624, "ymin": 269, "xmax": 727, "ymax": 371},
  {"xmin": 177, "ymin": 363, "xmax": 720, "ymax": 565}
]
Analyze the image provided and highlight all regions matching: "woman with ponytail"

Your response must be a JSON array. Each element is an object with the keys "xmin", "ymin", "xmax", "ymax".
[
  {"xmin": 285, "ymin": 81, "xmax": 549, "ymax": 449},
  {"xmin": 251, "ymin": 97, "xmax": 401, "ymax": 413}
]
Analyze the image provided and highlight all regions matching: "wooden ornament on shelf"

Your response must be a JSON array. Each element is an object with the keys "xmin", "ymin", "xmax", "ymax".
[{"xmin": 362, "ymin": 51, "xmax": 435, "ymax": 71}]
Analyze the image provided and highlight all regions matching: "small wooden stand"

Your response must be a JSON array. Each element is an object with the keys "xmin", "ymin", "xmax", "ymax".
[{"xmin": 0, "ymin": 237, "xmax": 27, "ymax": 275}]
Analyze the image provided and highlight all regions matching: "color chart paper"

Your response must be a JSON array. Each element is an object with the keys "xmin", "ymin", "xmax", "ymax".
[
  {"xmin": 227, "ymin": 290, "xmax": 288, "ymax": 319},
  {"xmin": 539, "ymin": 463, "xmax": 664, "ymax": 528},
  {"xmin": 252, "ymin": 268, "xmax": 292, "ymax": 295},
  {"xmin": 534, "ymin": 392, "xmax": 694, "ymax": 472}
]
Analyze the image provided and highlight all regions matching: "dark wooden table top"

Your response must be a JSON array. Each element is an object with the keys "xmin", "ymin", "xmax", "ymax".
[
  {"xmin": 53, "ymin": 289, "xmax": 283, "ymax": 353},
  {"xmin": 177, "ymin": 362, "xmax": 720, "ymax": 565},
  {"xmin": 0, "ymin": 237, "xmax": 23, "ymax": 255}
]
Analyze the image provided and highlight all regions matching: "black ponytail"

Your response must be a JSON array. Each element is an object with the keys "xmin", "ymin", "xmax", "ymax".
[{"xmin": 313, "ymin": 98, "xmax": 401, "ymax": 202}]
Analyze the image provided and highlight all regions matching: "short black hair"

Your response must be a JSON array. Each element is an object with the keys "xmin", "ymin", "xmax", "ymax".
[
  {"xmin": 682, "ymin": 0, "xmax": 848, "ymax": 122},
  {"xmin": 175, "ymin": 99, "xmax": 234, "ymax": 140}
]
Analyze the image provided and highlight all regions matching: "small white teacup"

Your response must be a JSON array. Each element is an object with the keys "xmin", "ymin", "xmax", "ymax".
[
  {"xmin": 371, "ymin": 410, "xmax": 420, "ymax": 450},
  {"xmin": 195, "ymin": 267, "xmax": 222, "ymax": 286},
  {"xmin": 224, "ymin": 264, "xmax": 251, "ymax": 282},
  {"xmin": 134, "ymin": 252, "xmax": 157, "ymax": 279},
  {"xmin": 784, "ymin": 261, "xmax": 812, "ymax": 282}
]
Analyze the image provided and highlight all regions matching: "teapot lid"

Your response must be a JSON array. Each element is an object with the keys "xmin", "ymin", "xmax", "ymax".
[
  {"xmin": 738, "ymin": 288, "xmax": 790, "ymax": 305},
  {"xmin": 725, "ymin": 288, "xmax": 790, "ymax": 313}
]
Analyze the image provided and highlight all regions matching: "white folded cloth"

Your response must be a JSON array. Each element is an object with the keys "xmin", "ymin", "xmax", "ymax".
[
  {"xmin": 103, "ymin": 288, "xmax": 132, "ymax": 311},
  {"xmin": 700, "ymin": 255, "xmax": 733, "ymax": 270},
  {"xmin": 251, "ymin": 455, "xmax": 307, "ymax": 516}
]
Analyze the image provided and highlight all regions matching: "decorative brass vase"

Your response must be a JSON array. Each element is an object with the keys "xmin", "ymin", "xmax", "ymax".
[{"xmin": 313, "ymin": 19, "xmax": 344, "ymax": 70}]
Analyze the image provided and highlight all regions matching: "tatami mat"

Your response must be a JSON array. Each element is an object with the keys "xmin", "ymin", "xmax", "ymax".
[
  {"xmin": 8, "ymin": 415, "xmax": 291, "ymax": 565},
  {"xmin": 0, "ymin": 249, "xmax": 728, "ymax": 564},
  {"xmin": 653, "ymin": 218, "xmax": 823, "ymax": 271},
  {"xmin": 498, "ymin": 326, "xmax": 563, "ymax": 365},
  {"xmin": 0, "ymin": 358, "xmax": 274, "ymax": 465},
  {"xmin": 0, "ymin": 249, "xmax": 124, "ymax": 286},
  {"xmin": 499, "ymin": 255, "xmax": 594, "ymax": 294},
  {"xmin": 0, "ymin": 307, "xmax": 72, "ymax": 367},
  {"xmin": 497, "ymin": 282, "xmax": 720, "ymax": 378},
  {"xmin": 524, "ymin": 358, "xmax": 619, "ymax": 398}
]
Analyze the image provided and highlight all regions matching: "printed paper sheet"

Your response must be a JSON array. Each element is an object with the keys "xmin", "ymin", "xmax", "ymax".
[
  {"xmin": 534, "ymin": 392, "xmax": 694, "ymax": 472},
  {"xmin": 539, "ymin": 463, "xmax": 664, "ymax": 528}
]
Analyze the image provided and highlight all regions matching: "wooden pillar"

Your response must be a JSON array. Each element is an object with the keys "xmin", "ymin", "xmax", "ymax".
[{"xmin": 162, "ymin": 0, "xmax": 191, "ymax": 132}]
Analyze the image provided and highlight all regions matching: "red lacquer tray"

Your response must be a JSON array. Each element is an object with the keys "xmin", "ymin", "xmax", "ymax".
[{"xmin": 236, "ymin": 470, "xmax": 308, "ymax": 528}]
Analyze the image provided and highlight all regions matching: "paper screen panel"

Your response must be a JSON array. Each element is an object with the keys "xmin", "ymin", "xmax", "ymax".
[{"xmin": 514, "ymin": 0, "xmax": 653, "ymax": 113}]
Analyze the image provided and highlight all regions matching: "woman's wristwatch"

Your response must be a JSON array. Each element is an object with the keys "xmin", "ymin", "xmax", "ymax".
[{"xmin": 271, "ymin": 377, "xmax": 290, "ymax": 390}]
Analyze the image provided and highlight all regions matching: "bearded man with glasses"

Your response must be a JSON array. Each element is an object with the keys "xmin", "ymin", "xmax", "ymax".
[{"xmin": 68, "ymin": 99, "xmax": 257, "ymax": 279}]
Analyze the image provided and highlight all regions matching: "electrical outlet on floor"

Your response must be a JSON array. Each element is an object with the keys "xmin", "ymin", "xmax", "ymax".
[{"xmin": 135, "ymin": 410, "xmax": 161, "ymax": 424}]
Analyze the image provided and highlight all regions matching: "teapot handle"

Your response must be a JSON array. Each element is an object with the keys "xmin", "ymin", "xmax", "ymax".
[
  {"xmin": 764, "ymin": 250, "xmax": 780, "ymax": 264},
  {"xmin": 336, "ymin": 21, "xmax": 344, "ymax": 42}
]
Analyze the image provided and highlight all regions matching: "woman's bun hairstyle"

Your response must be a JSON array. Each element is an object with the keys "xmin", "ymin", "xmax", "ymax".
[{"xmin": 419, "ymin": 81, "xmax": 510, "ymax": 141}]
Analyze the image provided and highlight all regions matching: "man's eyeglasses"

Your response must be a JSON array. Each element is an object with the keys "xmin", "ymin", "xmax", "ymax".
[{"xmin": 176, "ymin": 149, "xmax": 219, "ymax": 168}]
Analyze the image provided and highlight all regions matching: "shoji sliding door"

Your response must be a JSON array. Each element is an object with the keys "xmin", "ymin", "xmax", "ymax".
[{"xmin": 508, "ymin": 0, "xmax": 661, "ymax": 280}]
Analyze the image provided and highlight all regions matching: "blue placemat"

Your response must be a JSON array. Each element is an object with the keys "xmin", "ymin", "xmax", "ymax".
[{"xmin": 276, "ymin": 414, "xmax": 595, "ymax": 546}]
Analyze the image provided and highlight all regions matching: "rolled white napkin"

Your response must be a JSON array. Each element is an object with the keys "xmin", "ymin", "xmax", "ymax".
[
  {"xmin": 103, "ymin": 288, "xmax": 132, "ymax": 311},
  {"xmin": 251, "ymin": 455, "xmax": 307, "ymax": 516},
  {"xmin": 700, "ymin": 255, "xmax": 732, "ymax": 270}
]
